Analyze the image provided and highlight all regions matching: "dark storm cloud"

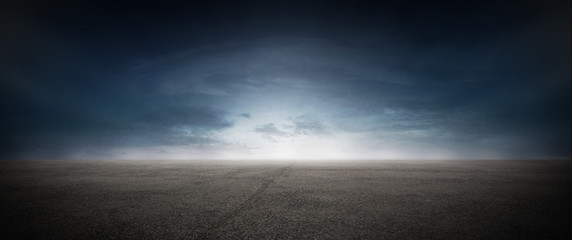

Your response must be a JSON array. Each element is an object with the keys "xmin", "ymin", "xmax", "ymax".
[
  {"xmin": 1, "ymin": 0, "xmax": 570, "ymax": 159},
  {"xmin": 3, "ymin": 104, "xmax": 232, "ymax": 159},
  {"xmin": 138, "ymin": 106, "xmax": 231, "ymax": 130},
  {"xmin": 1, "ymin": 80, "xmax": 233, "ymax": 158},
  {"xmin": 239, "ymin": 113, "xmax": 252, "ymax": 119},
  {"xmin": 289, "ymin": 116, "xmax": 329, "ymax": 136},
  {"xmin": 254, "ymin": 123, "xmax": 289, "ymax": 143},
  {"xmin": 254, "ymin": 117, "xmax": 330, "ymax": 143},
  {"xmin": 255, "ymin": 123, "xmax": 285, "ymax": 134}
]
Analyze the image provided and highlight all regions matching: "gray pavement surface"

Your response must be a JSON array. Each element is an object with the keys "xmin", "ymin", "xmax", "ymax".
[{"xmin": 1, "ymin": 160, "xmax": 571, "ymax": 239}]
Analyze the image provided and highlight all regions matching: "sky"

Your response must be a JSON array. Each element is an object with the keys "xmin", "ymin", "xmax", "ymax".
[{"xmin": 1, "ymin": 0, "xmax": 570, "ymax": 160}]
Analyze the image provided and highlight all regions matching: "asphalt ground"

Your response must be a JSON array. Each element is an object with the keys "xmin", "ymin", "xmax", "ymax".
[{"xmin": 1, "ymin": 160, "xmax": 571, "ymax": 239}]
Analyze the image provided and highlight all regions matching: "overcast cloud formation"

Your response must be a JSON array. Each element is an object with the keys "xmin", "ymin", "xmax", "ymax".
[{"xmin": 1, "ymin": 0, "xmax": 570, "ymax": 160}]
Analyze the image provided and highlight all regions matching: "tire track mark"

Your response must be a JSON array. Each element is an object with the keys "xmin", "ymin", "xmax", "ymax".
[{"xmin": 195, "ymin": 163, "xmax": 294, "ymax": 239}]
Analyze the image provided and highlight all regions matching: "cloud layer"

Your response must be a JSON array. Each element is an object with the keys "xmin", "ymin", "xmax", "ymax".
[{"xmin": 1, "ymin": 1, "xmax": 570, "ymax": 160}]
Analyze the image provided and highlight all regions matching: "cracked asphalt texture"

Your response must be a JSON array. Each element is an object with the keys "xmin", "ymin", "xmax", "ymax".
[{"xmin": 1, "ymin": 160, "xmax": 571, "ymax": 239}]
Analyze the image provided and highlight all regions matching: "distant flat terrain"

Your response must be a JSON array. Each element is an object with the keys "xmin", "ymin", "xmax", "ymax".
[{"xmin": 1, "ymin": 160, "xmax": 571, "ymax": 239}]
